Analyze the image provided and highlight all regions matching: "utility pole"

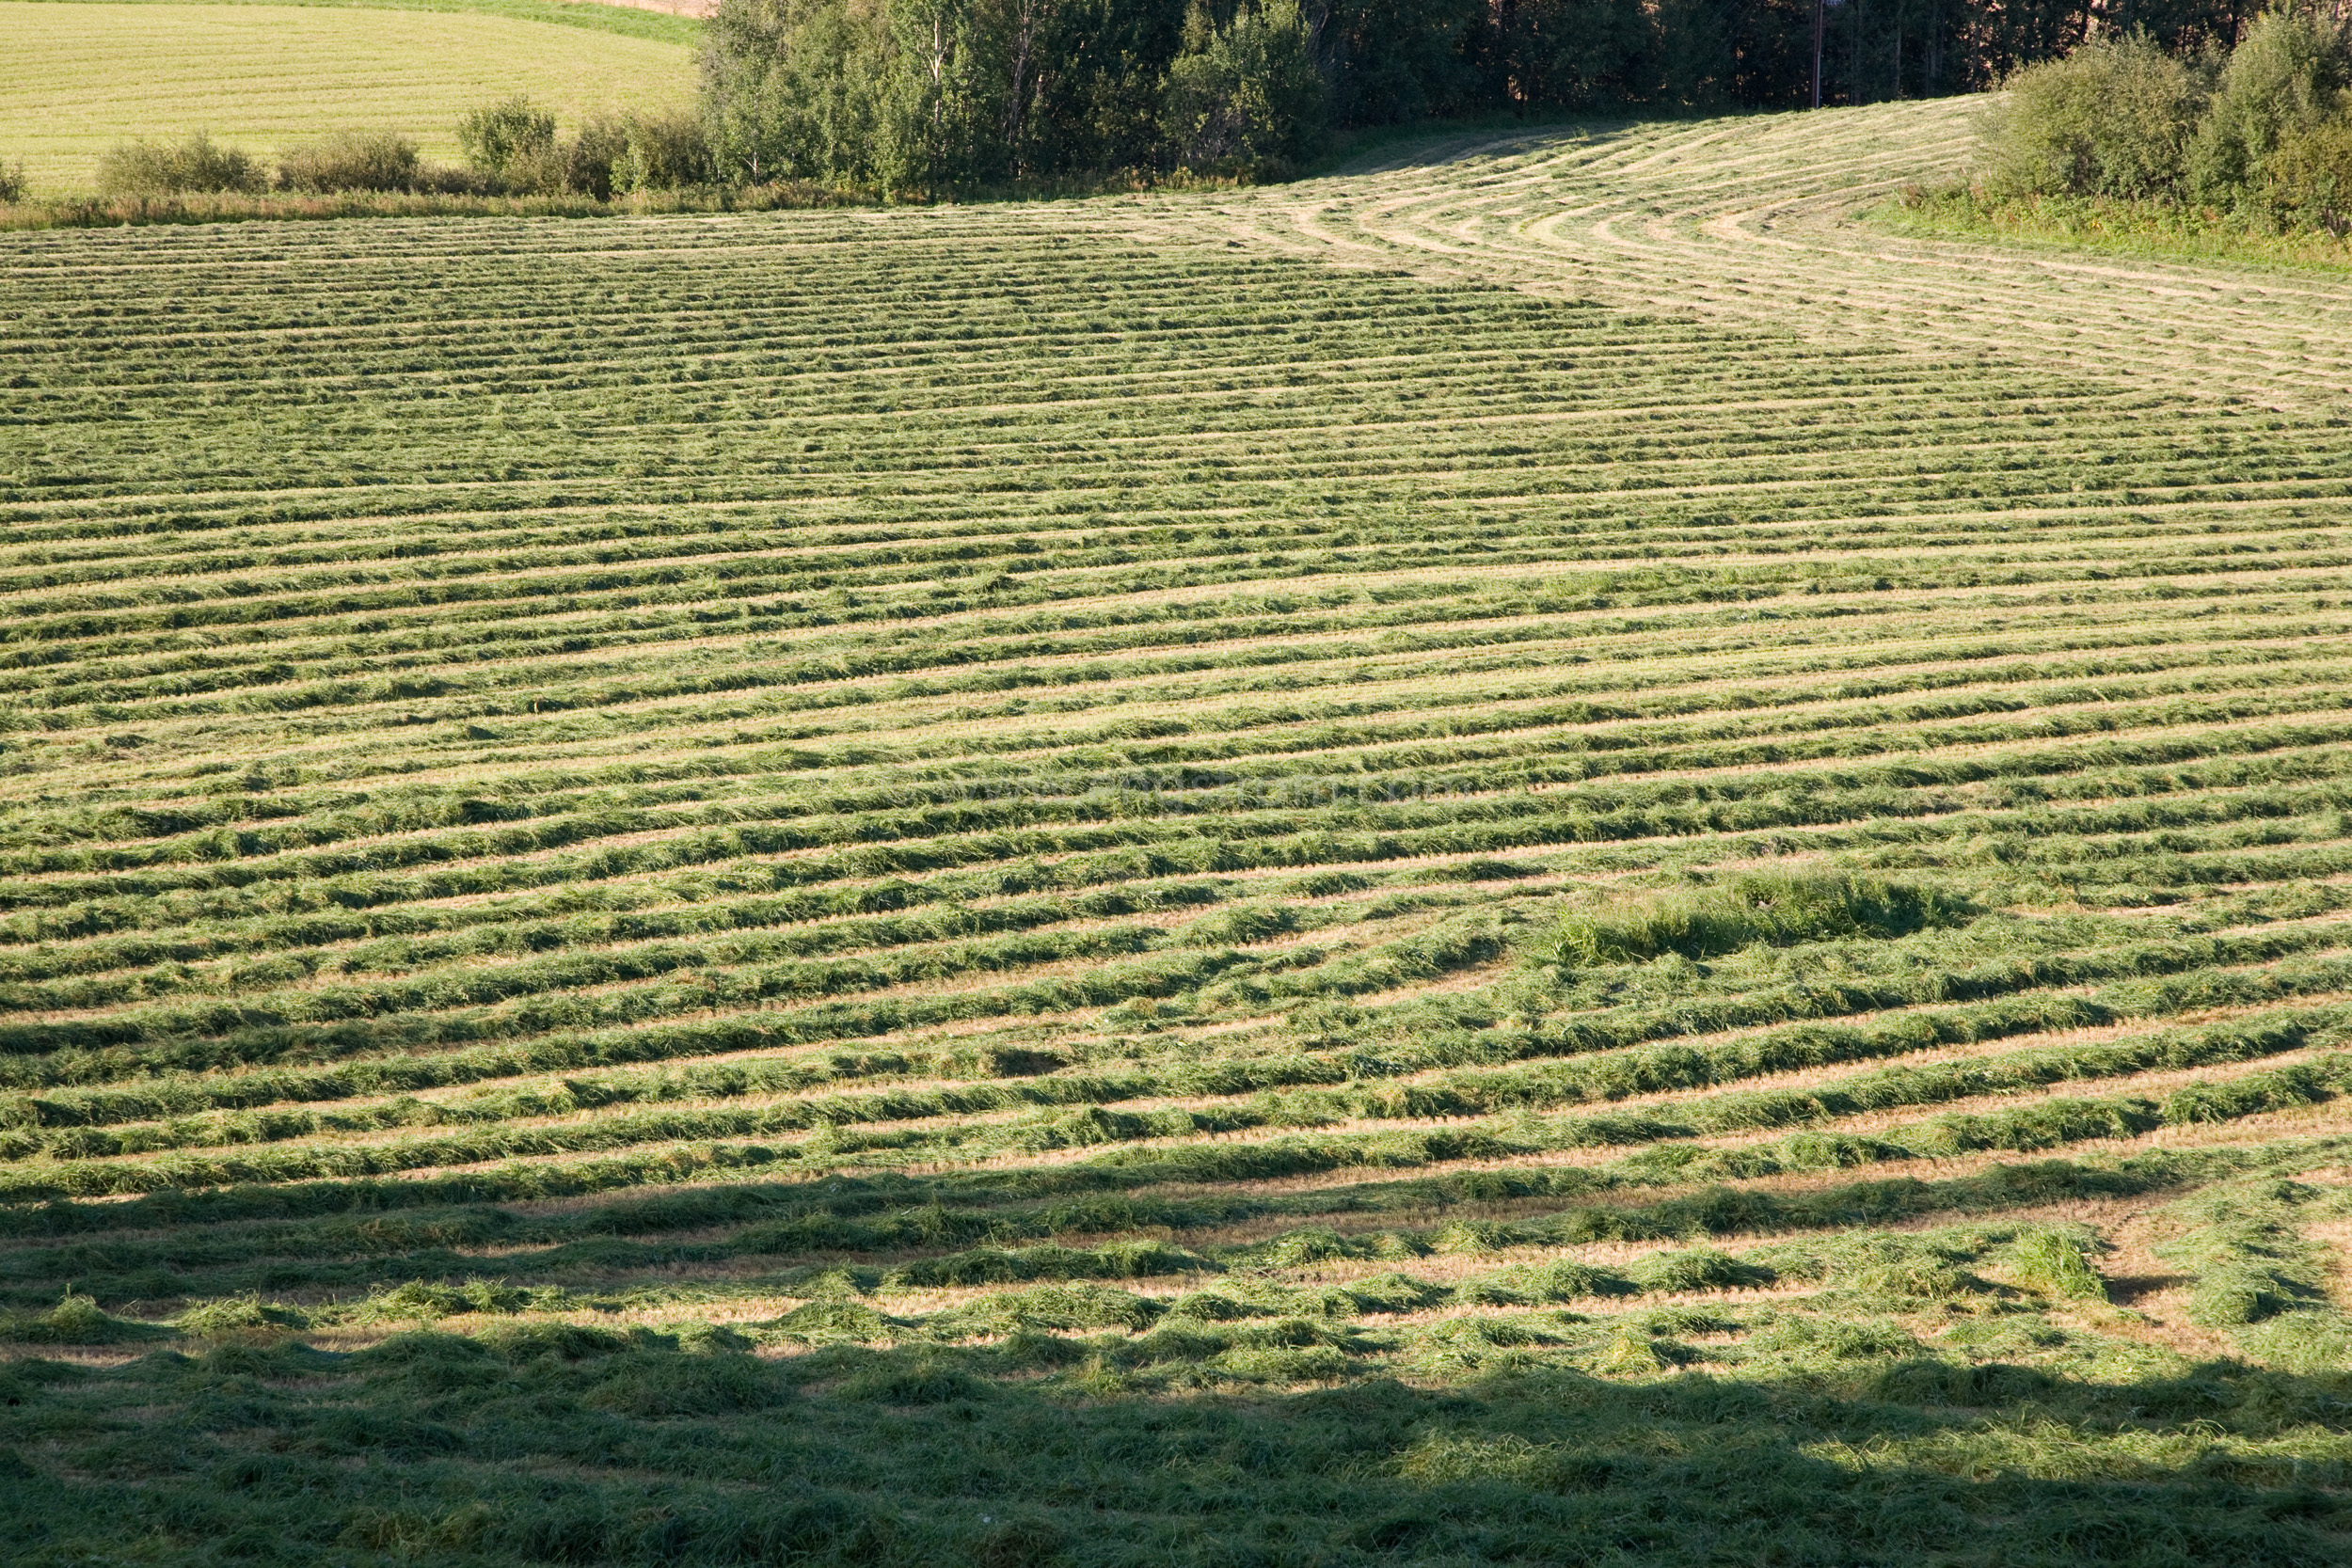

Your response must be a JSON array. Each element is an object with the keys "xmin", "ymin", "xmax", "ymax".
[{"xmin": 1812, "ymin": 0, "xmax": 1826, "ymax": 107}]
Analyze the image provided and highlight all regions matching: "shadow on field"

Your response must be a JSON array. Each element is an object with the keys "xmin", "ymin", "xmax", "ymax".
[
  {"xmin": 4, "ymin": 1327, "xmax": 2349, "ymax": 1566},
  {"xmin": 7, "ymin": 1146, "xmax": 2352, "ymax": 1564},
  {"xmin": 0, "ymin": 1143, "xmax": 2253, "ymax": 1309}
]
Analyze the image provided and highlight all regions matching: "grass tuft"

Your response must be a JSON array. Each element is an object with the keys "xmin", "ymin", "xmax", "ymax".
[
  {"xmin": 2008, "ymin": 1228, "xmax": 2110, "ymax": 1302},
  {"xmin": 1551, "ymin": 869, "xmax": 1968, "ymax": 967},
  {"xmin": 0, "ymin": 1291, "xmax": 151, "ymax": 1344}
]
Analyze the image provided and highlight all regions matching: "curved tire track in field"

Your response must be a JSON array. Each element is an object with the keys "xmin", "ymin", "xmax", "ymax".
[{"xmin": 1200, "ymin": 98, "xmax": 2352, "ymax": 414}]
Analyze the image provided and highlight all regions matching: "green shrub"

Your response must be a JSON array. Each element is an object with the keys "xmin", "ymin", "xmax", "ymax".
[
  {"xmin": 97, "ymin": 133, "xmax": 265, "ymax": 196},
  {"xmin": 2260, "ymin": 110, "xmax": 2352, "ymax": 230},
  {"xmin": 277, "ymin": 131, "xmax": 423, "ymax": 193},
  {"xmin": 615, "ymin": 109, "xmax": 714, "ymax": 192},
  {"xmin": 453, "ymin": 100, "xmax": 708, "ymax": 198},
  {"xmin": 564, "ymin": 115, "xmax": 631, "ymax": 201},
  {"xmin": 2188, "ymin": 8, "xmax": 2351, "ymax": 205},
  {"xmin": 0, "ymin": 159, "xmax": 24, "ymax": 203},
  {"xmin": 1980, "ymin": 31, "xmax": 2206, "ymax": 198},
  {"xmin": 458, "ymin": 95, "xmax": 561, "ymax": 190},
  {"xmin": 1949, "ymin": 12, "xmax": 2352, "ymax": 242}
]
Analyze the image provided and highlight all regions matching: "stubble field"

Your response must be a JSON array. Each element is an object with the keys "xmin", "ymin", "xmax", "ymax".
[{"xmin": 4, "ymin": 100, "xmax": 2352, "ymax": 1567}]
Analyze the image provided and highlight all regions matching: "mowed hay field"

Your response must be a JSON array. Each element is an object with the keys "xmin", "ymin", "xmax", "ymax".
[
  {"xmin": 0, "ymin": 1, "xmax": 695, "ymax": 194},
  {"xmin": 7, "ymin": 103, "xmax": 2352, "ymax": 1566}
]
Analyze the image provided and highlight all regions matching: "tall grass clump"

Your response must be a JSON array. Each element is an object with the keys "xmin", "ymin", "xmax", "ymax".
[
  {"xmin": 1551, "ymin": 869, "xmax": 1963, "ymax": 966},
  {"xmin": 176, "ymin": 1293, "xmax": 266, "ymax": 1335},
  {"xmin": 0, "ymin": 1291, "xmax": 144, "ymax": 1344},
  {"xmin": 2008, "ymin": 1227, "xmax": 2108, "ymax": 1301},
  {"xmin": 97, "ymin": 133, "xmax": 264, "ymax": 196}
]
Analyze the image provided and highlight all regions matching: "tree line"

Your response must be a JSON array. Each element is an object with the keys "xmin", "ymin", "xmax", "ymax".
[
  {"xmin": 693, "ymin": 0, "xmax": 2328, "ymax": 191},
  {"xmin": 54, "ymin": 0, "xmax": 2349, "ymax": 208}
]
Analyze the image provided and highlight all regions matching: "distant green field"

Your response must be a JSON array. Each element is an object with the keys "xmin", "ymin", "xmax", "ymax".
[{"xmin": 0, "ymin": 0, "xmax": 696, "ymax": 194}]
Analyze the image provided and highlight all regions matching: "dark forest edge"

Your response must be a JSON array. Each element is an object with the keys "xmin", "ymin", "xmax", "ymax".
[
  {"xmin": 676, "ymin": 0, "xmax": 2303, "ymax": 193},
  {"xmin": 651, "ymin": 0, "xmax": 2219, "ymax": 194}
]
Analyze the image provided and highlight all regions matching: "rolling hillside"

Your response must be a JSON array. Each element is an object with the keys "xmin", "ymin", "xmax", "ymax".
[{"xmin": 0, "ymin": 0, "xmax": 695, "ymax": 193}]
